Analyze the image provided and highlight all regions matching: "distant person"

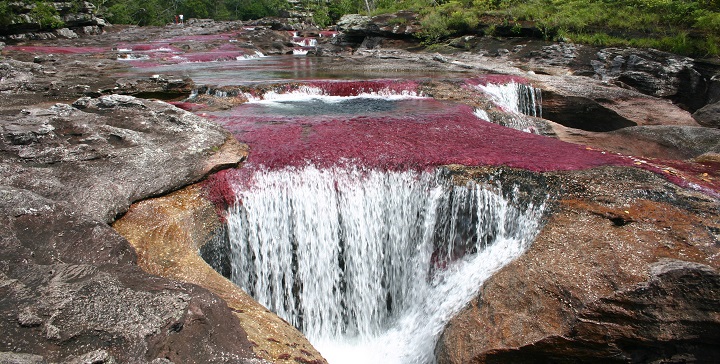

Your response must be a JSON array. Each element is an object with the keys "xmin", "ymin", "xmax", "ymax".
[{"xmin": 179, "ymin": 14, "xmax": 184, "ymax": 26}]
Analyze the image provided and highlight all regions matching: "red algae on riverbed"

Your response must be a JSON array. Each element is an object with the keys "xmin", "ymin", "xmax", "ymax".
[
  {"xmin": 200, "ymin": 85, "xmax": 719, "ymax": 207},
  {"xmin": 210, "ymin": 102, "xmax": 626, "ymax": 171}
]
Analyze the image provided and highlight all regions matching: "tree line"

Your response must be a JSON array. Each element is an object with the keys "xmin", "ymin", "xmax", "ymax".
[{"xmin": 2, "ymin": 0, "xmax": 719, "ymax": 56}]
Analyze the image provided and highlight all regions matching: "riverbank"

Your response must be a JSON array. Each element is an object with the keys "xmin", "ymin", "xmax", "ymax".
[{"xmin": 1, "ymin": 20, "xmax": 719, "ymax": 363}]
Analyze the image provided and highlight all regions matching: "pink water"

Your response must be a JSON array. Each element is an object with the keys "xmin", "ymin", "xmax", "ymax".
[
  {"xmin": 200, "ymin": 91, "xmax": 638, "ymax": 209},
  {"xmin": 209, "ymin": 102, "xmax": 625, "ymax": 171},
  {"xmin": 199, "ymin": 78, "xmax": 719, "ymax": 210}
]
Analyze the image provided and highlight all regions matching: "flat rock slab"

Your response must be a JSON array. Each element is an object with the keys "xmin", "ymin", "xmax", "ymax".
[{"xmin": 0, "ymin": 94, "xmax": 257, "ymax": 362}]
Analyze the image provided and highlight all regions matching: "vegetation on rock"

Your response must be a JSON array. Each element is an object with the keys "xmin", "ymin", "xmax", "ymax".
[
  {"xmin": 370, "ymin": 0, "xmax": 720, "ymax": 56},
  {"xmin": 2, "ymin": 0, "xmax": 719, "ymax": 56}
]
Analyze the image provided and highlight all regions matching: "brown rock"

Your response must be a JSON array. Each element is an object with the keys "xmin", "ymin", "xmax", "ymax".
[
  {"xmin": 436, "ymin": 167, "xmax": 720, "ymax": 363},
  {"xmin": 0, "ymin": 95, "xmax": 262, "ymax": 363},
  {"xmin": 112, "ymin": 184, "xmax": 327, "ymax": 364}
]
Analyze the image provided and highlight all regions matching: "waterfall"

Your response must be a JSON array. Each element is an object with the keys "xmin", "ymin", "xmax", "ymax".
[
  {"xmin": 225, "ymin": 165, "xmax": 545, "ymax": 363},
  {"xmin": 474, "ymin": 81, "xmax": 543, "ymax": 134},
  {"xmin": 478, "ymin": 81, "xmax": 542, "ymax": 118},
  {"xmin": 242, "ymin": 80, "xmax": 422, "ymax": 102}
]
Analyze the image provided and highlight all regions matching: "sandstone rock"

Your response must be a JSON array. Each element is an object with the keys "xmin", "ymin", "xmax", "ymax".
[
  {"xmin": 435, "ymin": 167, "xmax": 720, "ymax": 363},
  {"xmin": 0, "ymin": 0, "xmax": 106, "ymax": 40},
  {"xmin": 1, "ymin": 96, "xmax": 244, "ymax": 222},
  {"xmin": 64, "ymin": 349, "xmax": 116, "ymax": 364},
  {"xmin": 0, "ymin": 352, "xmax": 45, "ymax": 364},
  {"xmin": 611, "ymin": 125, "xmax": 720, "ymax": 159},
  {"xmin": 528, "ymin": 42, "xmax": 580, "ymax": 67},
  {"xmin": 337, "ymin": 14, "xmax": 373, "ymax": 37},
  {"xmin": 708, "ymin": 74, "xmax": 720, "ymax": 104},
  {"xmin": 692, "ymin": 101, "xmax": 720, "ymax": 128},
  {"xmin": 0, "ymin": 96, "xmax": 259, "ymax": 362},
  {"xmin": 112, "ymin": 75, "xmax": 195, "ymax": 98},
  {"xmin": 113, "ymin": 184, "xmax": 327, "ymax": 364},
  {"xmin": 541, "ymin": 91, "xmax": 637, "ymax": 131},
  {"xmin": 0, "ymin": 187, "xmax": 259, "ymax": 363}
]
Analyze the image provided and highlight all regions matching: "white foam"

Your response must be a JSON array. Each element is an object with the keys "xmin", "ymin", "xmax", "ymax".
[{"xmin": 226, "ymin": 166, "xmax": 545, "ymax": 364}]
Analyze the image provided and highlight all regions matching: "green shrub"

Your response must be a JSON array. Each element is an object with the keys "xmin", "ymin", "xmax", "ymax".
[
  {"xmin": 696, "ymin": 11, "xmax": 720, "ymax": 31},
  {"xmin": 31, "ymin": 1, "xmax": 64, "ymax": 29}
]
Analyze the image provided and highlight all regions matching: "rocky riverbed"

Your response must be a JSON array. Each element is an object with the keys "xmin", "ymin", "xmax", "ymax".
[{"xmin": 1, "ymin": 18, "xmax": 719, "ymax": 363}]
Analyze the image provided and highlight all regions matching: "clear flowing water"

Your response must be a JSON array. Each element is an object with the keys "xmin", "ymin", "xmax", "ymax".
[
  {"xmin": 225, "ymin": 166, "xmax": 545, "ymax": 364},
  {"xmin": 129, "ymin": 55, "xmax": 451, "ymax": 85}
]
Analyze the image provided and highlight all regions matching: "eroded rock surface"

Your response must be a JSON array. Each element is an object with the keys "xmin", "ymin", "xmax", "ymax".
[
  {"xmin": 0, "ymin": 96, "xmax": 259, "ymax": 362},
  {"xmin": 592, "ymin": 48, "xmax": 705, "ymax": 110},
  {"xmin": 113, "ymin": 184, "xmax": 327, "ymax": 364},
  {"xmin": 436, "ymin": 167, "xmax": 720, "ymax": 363}
]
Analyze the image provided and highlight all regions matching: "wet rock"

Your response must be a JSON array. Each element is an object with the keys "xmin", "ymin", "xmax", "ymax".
[
  {"xmin": 436, "ymin": 167, "xmax": 720, "ymax": 363},
  {"xmin": 113, "ymin": 184, "xmax": 327, "ymax": 364},
  {"xmin": 692, "ymin": 101, "xmax": 720, "ymax": 128}
]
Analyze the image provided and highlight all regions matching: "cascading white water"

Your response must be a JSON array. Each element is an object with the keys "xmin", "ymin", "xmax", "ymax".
[
  {"xmin": 479, "ymin": 81, "xmax": 542, "ymax": 117},
  {"xmin": 226, "ymin": 165, "xmax": 545, "ymax": 363},
  {"xmin": 475, "ymin": 81, "xmax": 543, "ymax": 133},
  {"xmin": 244, "ymin": 86, "xmax": 421, "ymax": 103}
]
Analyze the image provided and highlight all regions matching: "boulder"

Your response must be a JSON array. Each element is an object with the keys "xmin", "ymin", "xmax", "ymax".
[
  {"xmin": 0, "ymin": 96, "xmax": 262, "ymax": 362},
  {"xmin": 591, "ymin": 48, "xmax": 706, "ymax": 110},
  {"xmin": 54, "ymin": 27, "xmax": 78, "ymax": 39},
  {"xmin": 337, "ymin": 11, "xmax": 420, "ymax": 40},
  {"xmin": 435, "ymin": 167, "xmax": 720, "ymax": 363},
  {"xmin": 692, "ymin": 101, "xmax": 720, "ymax": 128},
  {"xmin": 337, "ymin": 14, "xmax": 374, "ymax": 37},
  {"xmin": 113, "ymin": 75, "xmax": 195, "ymax": 98}
]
